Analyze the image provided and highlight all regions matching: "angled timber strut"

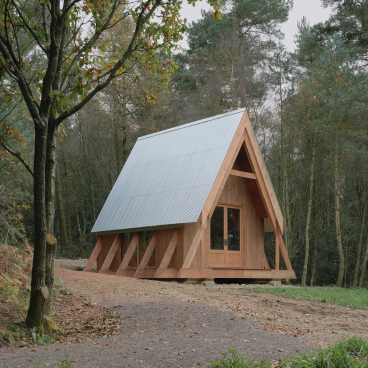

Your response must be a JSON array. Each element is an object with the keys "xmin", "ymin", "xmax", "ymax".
[{"xmin": 85, "ymin": 109, "xmax": 296, "ymax": 281}]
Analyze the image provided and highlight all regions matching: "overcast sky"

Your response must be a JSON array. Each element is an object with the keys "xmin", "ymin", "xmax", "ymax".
[{"xmin": 179, "ymin": 0, "xmax": 332, "ymax": 52}]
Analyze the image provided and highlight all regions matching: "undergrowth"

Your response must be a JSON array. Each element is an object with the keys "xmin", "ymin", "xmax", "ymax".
[
  {"xmin": 0, "ymin": 242, "xmax": 60, "ymax": 348},
  {"xmin": 251, "ymin": 286, "xmax": 368, "ymax": 310},
  {"xmin": 206, "ymin": 337, "xmax": 368, "ymax": 368}
]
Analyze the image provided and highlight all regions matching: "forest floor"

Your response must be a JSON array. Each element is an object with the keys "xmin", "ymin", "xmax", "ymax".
[{"xmin": 1, "ymin": 260, "xmax": 368, "ymax": 367}]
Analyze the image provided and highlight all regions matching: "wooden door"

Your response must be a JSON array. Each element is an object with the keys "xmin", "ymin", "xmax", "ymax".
[{"xmin": 209, "ymin": 205, "xmax": 242, "ymax": 268}]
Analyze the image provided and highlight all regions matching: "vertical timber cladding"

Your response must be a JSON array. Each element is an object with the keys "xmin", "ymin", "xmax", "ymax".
[
  {"xmin": 214, "ymin": 175, "xmax": 264, "ymax": 270},
  {"xmin": 155, "ymin": 228, "xmax": 184, "ymax": 269},
  {"xmin": 97, "ymin": 234, "xmax": 124, "ymax": 271}
]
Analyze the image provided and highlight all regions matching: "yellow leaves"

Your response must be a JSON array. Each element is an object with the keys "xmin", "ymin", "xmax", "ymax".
[{"xmin": 12, "ymin": 129, "xmax": 27, "ymax": 146}]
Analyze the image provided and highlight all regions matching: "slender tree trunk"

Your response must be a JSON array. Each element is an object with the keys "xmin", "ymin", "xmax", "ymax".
[
  {"xmin": 63, "ymin": 142, "xmax": 71, "ymax": 241},
  {"xmin": 44, "ymin": 123, "xmax": 57, "ymax": 316},
  {"xmin": 56, "ymin": 164, "xmax": 68, "ymax": 250},
  {"xmin": 335, "ymin": 129, "xmax": 345, "ymax": 287},
  {"xmin": 72, "ymin": 178, "xmax": 83, "ymax": 245},
  {"xmin": 310, "ymin": 196, "xmax": 317, "ymax": 286},
  {"xmin": 359, "ymin": 236, "xmax": 368, "ymax": 288},
  {"xmin": 302, "ymin": 142, "xmax": 315, "ymax": 286},
  {"xmin": 122, "ymin": 88, "xmax": 128, "ymax": 163},
  {"xmin": 26, "ymin": 126, "xmax": 48, "ymax": 330},
  {"xmin": 113, "ymin": 88, "xmax": 123, "ymax": 177},
  {"xmin": 353, "ymin": 198, "xmax": 368, "ymax": 287}
]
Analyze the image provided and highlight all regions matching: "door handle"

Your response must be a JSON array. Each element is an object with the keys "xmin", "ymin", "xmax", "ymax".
[{"xmin": 224, "ymin": 239, "xmax": 228, "ymax": 246}]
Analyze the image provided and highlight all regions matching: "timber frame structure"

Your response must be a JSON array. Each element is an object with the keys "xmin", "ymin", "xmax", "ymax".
[{"xmin": 85, "ymin": 109, "xmax": 296, "ymax": 281}]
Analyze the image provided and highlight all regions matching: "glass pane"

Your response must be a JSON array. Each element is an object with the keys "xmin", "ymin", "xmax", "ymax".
[
  {"xmin": 228, "ymin": 208, "xmax": 240, "ymax": 251},
  {"xmin": 211, "ymin": 206, "xmax": 224, "ymax": 250}
]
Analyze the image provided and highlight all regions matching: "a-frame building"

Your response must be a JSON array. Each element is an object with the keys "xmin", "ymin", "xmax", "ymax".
[{"xmin": 85, "ymin": 109, "xmax": 296, "ymax": 281}]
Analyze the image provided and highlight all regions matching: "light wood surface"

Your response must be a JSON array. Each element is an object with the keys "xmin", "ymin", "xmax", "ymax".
[
  {"xmin": 134, "ymin": 232, "xmax": 157, "ymax": 277},
  {"xmin": 230, "ymin": 170, "xmax": 257, "ymax": 180},
  {"xmin": 115, "ymin": 233, "xmax": 139, "ymax": 275},
  {"xmin": 201, "ymin": 113, "xmax": 247, "ymax": 226},
  {"xmin": 178, "ymin": 222, "xmax": 207, "ymax": 277},
  {"xmin": 99, "ymin": 235, "xmax": 119, "ymax": 272},
  {"xmin": 84, "ymin": 237, "xmax": 102, "ymax": 271},
  {"xmin": 154, "ymin": 230, "xmax": 179, "ymax": 278},
  {"xmin": 177, "ymin": 268, "xmax": 295, "ymax": 279}
]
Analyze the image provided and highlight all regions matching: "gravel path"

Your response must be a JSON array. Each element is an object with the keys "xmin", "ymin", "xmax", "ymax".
[{"xmin": 0, "ymin": 299, "xmax": 312, "ymax": 367}]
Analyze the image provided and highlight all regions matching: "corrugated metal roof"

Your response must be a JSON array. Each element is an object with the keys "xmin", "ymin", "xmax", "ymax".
[{"xmin": 92, "ymin": 109, "xmax": 245, "ymax": 233}]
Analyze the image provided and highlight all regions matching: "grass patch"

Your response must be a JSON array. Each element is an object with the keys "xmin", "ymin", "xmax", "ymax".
[
  {"xmin": 250, "ymin": 286, "xmax": 368, "ymax": 310},
  {"xmin": 35, "ymin": 358, "xmax": 74, "ymax": 367},
  {"xmin": 206, "ymin": 337, "xmax": 368, "ymax": 367}
]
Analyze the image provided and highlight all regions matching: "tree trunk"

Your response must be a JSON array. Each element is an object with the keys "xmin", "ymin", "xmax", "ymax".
[
  {"xmin": 72, "ymin": 177, "xmax": 83, "ymax": 245},
  {"xmin": 63, "ymin": 141, "xmax": 71, "ymax": 241},
  {"xmin": 113, "ymin": 88, "xmax": 123, "ymax": 177},
  {"xmin": 44, "ymin": 123, "xmax": 57, "ymax": 316},
  {"xmin": 335, "ymin": 129, "xmax": 344, "ymax": 287},
  {"xmin": 26, "ymin": 125, "xmax": 48, "ymax": 330},
  {"xmin": 56, "ymin": 163, "xmax": 68, "ymax": 250},
  {"xmin": 302, "ymin": 142, "xmax": 315, "ymax": 286},
  {"xmin": 353, "ymin": 198, "xmax": 368, "ymax": 287},
  {"xmin": 310, "ymin": 196, "xmax": 317, "ymax": 286},
  {"xmin": 359, "ymin": 236, "xmax": 368, "ymax": 288}
]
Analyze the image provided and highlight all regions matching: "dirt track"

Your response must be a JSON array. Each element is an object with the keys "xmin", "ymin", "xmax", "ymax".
[
  {"xmin": 1, "ymin": 266, "xmax": 367, "ymax": 367},
  {"xmin": 54, "ymin": 269, "xmax": 368, "ymax": 349}
]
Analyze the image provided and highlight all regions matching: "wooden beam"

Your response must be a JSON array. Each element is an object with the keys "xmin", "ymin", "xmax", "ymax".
[
  {"xmin": 115, "ymin": 233, "xmax": 139, "ymax": 276},
  {"xmin": 275, "ymin": 235, "xmax": 280, "ymax": 271},
  {"xmin": 277, "ymin": 229, "xmax": 293, "ymax": 271},
  {"xmin": 243, "ymin": 120, "xmax": 293, "ymax": 271},
  {"xmin": 84, "ymin": 236, "xmax": 102, "ymax": 271},
  {"xmin": 201, "ymin": 230, "xmax": 206, "ymax": 268},
  {"xmin": 114, "ymin": 269, "xmax": 136, "ymax": 277},
  {"xmin": 178, "ymin": 268, "xmax": 296, "ymax": 279},
  {"xmin": 154, "ymin": 230, "xmax": 179, "ymax": 278},
  {"xmin": 201, "ymin": 113, "xmax": 248, "ymax": 226},
  {"xmin": 134, "ymin": 232, "xmax": 157, "ymax": 277},
  {"xmin": 264, "ymin": 252, "xmax": 271, "ymax": 270},
  {"xmin": 230, "ymin": 169, "xmax": 257, "ymax": 180},
  {"xmin": 177, "ymin": 223, "xmax": 206, "ymax": 278},
  {"xmin": 244, "ymin": 113, "xmax": 284, "ymax": 234},
  {"xmin": 154, "ymin": 268, "xmax": 180, "ymax": 278},
  {"xmin": 99, "ymin": 235, "xmax": 119, "ymax": 272}
]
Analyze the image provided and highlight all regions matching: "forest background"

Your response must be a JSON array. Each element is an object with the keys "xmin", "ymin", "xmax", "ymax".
[{"xmin": 1, "ymin": 0, "xmax": 368, "ymax": 298}]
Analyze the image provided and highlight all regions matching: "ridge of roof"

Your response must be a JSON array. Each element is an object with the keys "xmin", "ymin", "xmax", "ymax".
[{"xmin": 138, "ymin": 108, "xmax": 245, "ymax": 141}]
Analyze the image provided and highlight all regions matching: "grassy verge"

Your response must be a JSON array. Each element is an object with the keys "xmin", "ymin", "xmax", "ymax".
[
  {"xmin": 249, "ymin": 286, "xmax": 368, "ymax": 310},
  {"xmin": 206, "ymin": 337, "xmax": 368, "ymax": 367}
]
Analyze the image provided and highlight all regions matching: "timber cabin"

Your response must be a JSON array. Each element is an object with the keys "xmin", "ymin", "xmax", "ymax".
[{"xmin": 85, "ymin": 109, "xmax": 296, "ymax": 281}]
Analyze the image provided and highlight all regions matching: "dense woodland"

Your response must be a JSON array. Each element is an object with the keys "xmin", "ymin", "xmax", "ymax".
[{"xmin": 1, "ymin": 0, "xmax": 368, "ymax": 305}]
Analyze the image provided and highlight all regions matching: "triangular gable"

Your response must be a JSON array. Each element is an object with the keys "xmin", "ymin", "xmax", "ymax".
[{"xmin": 201, "ymin": 109, "xmax": 284, "ymax": 234}]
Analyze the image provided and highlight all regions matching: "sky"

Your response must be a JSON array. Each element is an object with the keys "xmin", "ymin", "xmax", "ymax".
[{"xmin": 179, "ymin": 0, "xmax": 332, "ymax": 52}]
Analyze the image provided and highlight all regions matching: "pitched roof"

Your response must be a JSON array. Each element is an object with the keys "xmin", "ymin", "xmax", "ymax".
[{"xmin": 92, "ymin": 109, "xmax": 245, "ymax": 234}]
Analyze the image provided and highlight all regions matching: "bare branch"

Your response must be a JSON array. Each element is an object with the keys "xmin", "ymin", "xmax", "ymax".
[
  {"xmin": 42, "ymin": 3, "xmax": 50, "ymax": 44},
  {"xmin": 55, "ymin": 0, "xmax": 161, "ymax": 126},
  {"xmin": 0, "ymin": 38, "xmax": 44, "ymax": 129},
  {"xmin": 62, "ymin": 0, "xmax": 82, "ymax": 16},
  {"xmin": 0, "ymin": 140, "xmax": 34, "ymax": 177},
  {"xmin": 10, "ymin": 0, "xmax": 49, "ymax": 55},
  {"xmin": 60, "ymin": 0, "xmax": 122, "ymax": 91}
]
